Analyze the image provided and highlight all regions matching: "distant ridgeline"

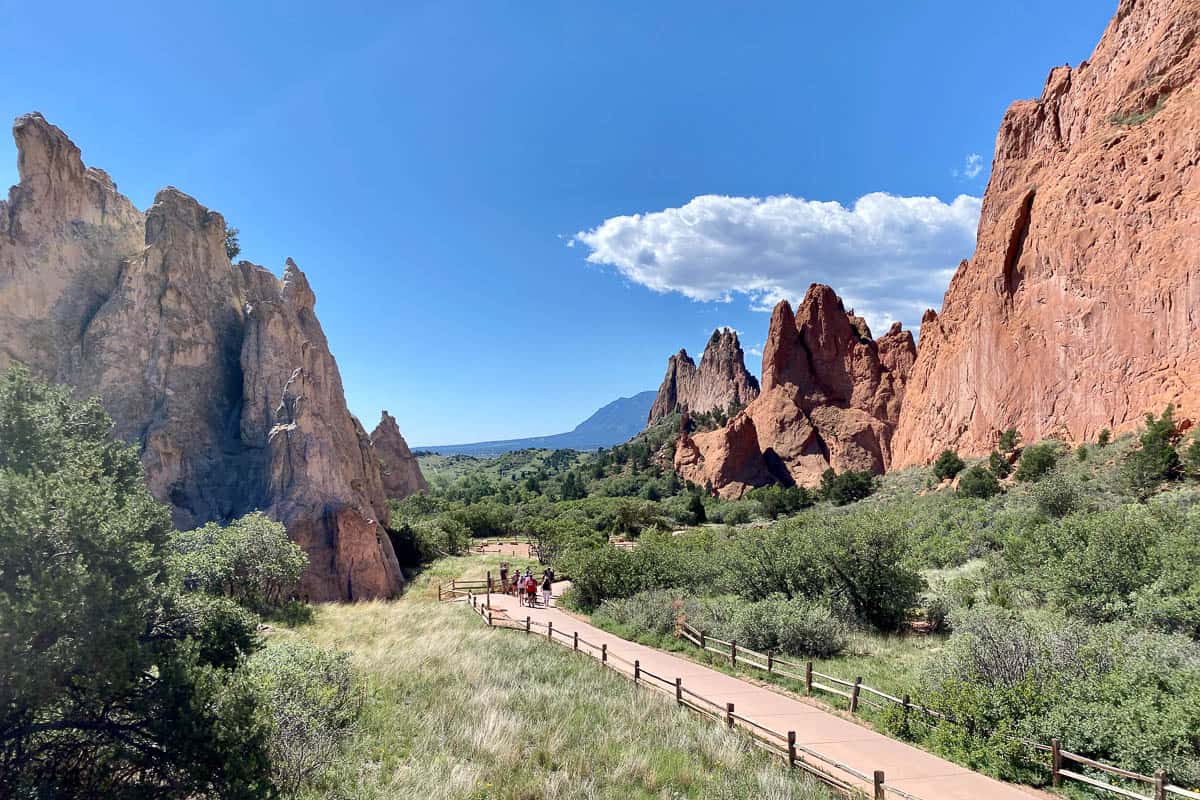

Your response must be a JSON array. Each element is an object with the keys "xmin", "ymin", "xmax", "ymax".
[{"xmin": 417, "ymin": 391, "xmax": 656, "ymax": 456}]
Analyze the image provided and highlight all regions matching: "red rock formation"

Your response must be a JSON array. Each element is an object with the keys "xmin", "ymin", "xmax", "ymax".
[
  {"xmin": 676, "ymin": 285, "xmax": 915, "ymax": 497},
  {"xmin": 893, "ymin": 0, "xmax": 1200, "ymax": 465},
  {"xmin": 370, "ymin": 410, "xmax": 429, "ymax": 499},
  {"xmin": 648, "ymin": 328, "xmax": 760, "ymax": 425},
  {"xmin": 0, "ymin": 113, "xmax": 407, "ymax": 601}
]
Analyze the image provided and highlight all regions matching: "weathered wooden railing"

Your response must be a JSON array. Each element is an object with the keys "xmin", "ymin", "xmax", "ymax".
[
  {"xmin": 450, "ymin": 590, "xmax": 922, "ymax": 799},
  {"xmin": 678, "ymin": 621, "xmax": 1198, "ymax": 800}
]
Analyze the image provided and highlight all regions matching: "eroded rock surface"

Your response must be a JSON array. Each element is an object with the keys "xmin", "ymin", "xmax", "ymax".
[
  {"xmin": 893, "ymin": 0, "xmax": 1200, "ymax": 465},
  {"xmin": 647, "ymin": 328, "xmax": 759, "ymax": 425},
  {"xmin": 370, "ymin": 410, "xmax": 428, "ymax": 500},
  {"xmin": 0, "ymin": 113, "xmax": 409, "ymax": 600},
  {"xmin": 675, "ymin": 285, "xmax": 915, "ymax": 497}
]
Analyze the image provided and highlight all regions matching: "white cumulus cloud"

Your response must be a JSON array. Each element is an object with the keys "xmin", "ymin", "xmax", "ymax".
[{"xmin": 571, "ymin": 192, "xmax": 981, "ymax": 335}]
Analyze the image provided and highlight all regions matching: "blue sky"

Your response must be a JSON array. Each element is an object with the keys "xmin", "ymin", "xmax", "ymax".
[{"xmin": 0, "ymin": 0, "xmax": 1116, "ymax": 444}]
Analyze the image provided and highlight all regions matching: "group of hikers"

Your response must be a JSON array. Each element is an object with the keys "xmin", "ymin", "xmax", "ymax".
[{"xmin": 499, "ymin": 562, "xmax": 554, "ymax": 608}]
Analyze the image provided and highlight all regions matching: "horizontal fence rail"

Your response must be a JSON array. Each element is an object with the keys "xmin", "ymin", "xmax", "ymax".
[
  {"xmin": 677, "ymin": 622, "xmax": 1191, "ymax": 800},
  {"xmin": 445, "ymin": 584, "xmax": 923, "ymax": 799}
]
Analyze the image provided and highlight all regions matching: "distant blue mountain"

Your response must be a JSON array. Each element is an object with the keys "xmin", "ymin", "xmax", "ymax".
[{"xmin": 416, "ymin": 391, "xmax": 655, "ymax": 456}]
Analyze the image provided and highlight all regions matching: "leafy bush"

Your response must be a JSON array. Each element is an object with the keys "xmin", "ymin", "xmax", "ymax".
[
  {"xmin": 1032, "ymin": 472, "xmax": 1081, "ymax": 518},
  {"xmin": 169, "ymin": 511, "xmax": 308, "ymax": 612},
  {"xmin": 0, "ymin": 367, "xmax": 271, "ymax": 798},
  {"xmin": 1015, "ymin": 442, "xmax": 1059, "ymax": 482},
  {"xmin": 998, "ymin": 428, "xmax": 1020, "ymax": 452},
  {"xmin": 957, "ymin": 465, "xmax": 1000, "ymax": 499},
  {"xmin": 731, "ymin": 596, "xmax": 847, "ymax": 657},
  {"xmin": 819, "ymin": 468, "xmax": 877, "ymax": 506},
  {"xmin": 247, "ymin": 640, "xmax": 363, "ymax": 794},
  {"xmin": 933, "ymin": 449, "xmax": 966, "ymax": 481},
  {"xmin": 747, "ymin": 484, "xmax": 814, "ymax": 519},
  {"xmin": 688, "ymin": 492, "xmax": 707, "ymax": 524},
  {"xmin": 919, "ymin": 607, "xmax": 1200, "ymax": 785}
]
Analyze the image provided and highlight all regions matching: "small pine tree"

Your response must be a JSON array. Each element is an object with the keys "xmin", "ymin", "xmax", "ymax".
[
  {"xmin": 688, "ymin": 492, "xmax": 707, "ymax": 524},
  {"xmin": 1122, "ymin": 405, "xmax": 1181, "ymax": 496},
  {"xmin": 988, "ymin": 450, "xmax": 1011, "ymax": 479},
  {"xmin": 223, "ymin": 225, "xmax": 241, "ymax": 261},
  {"xmin": 1097, "ymin": 428, "xmax": 1112, "ymax": 447},
  {"xmin": 998, "ymin": 428, "xmax": 1020, "ymax": 452},
  {"xmin": 932, "ymin": 449, "xmax": 966, "ymax": 481},
  {"xmin": 1184, "ymin": 435, "xmax": 1200, "ymax": 480},
  {"xmin": 957, "ymin": 465, "xmax": 1000, "ymax": 499}
]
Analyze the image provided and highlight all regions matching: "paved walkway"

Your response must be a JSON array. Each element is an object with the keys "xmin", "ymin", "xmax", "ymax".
[{"xmin": 470, "ymin": 583, "xmax": 1044, "ymax": 800}]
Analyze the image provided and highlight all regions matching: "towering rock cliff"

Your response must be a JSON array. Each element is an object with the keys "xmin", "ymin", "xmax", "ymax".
[
  {"xmin": 647, "ymin": 328, "xmax": 760, "ymax": 425},
  {"xmin": 893, "ymin": 0, "xmax": 1200, "ymax": 465},
  {"xmin": 0, "ymin": 113, "xmax": 413, "ymax": 601},
  {"xmin": 675, "ymin": 285, "xmax": 915, "ymax": 497},
  {"xmin": 370, "ymin": 410, "xmax": 428, "ymax": 499}
]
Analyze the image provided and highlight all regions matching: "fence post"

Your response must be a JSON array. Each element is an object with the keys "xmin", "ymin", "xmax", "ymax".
[
  {"xmin": 548, "ymin": 620, "xmax": 553, "ymax": 640},
  {"xmin": 873, "ymin": 770, "xmax": 885, "ymax": 800},
  {"xmin": 573, "ymin": 631, "xmax": 578, "ymax": 651},
  {"xmin": 787, "ymin": 731, "xmax": 797, "ymax": 769},
  {"xmin": 730, "ymin": 640, "xmax": 737, "ymax": 668},
  {"xmin": 805, "ymin": 662, "xmax": 813, "ymax": 695},
  {"xmin": 675, "ymin": 677, "xmax": 682, "ymax": 705},
  {"xmin": 850, "ymin": 677, "xmax": 862, "ymax": 713},
  {"xmin": 486, "ymin": 572, "xmax": 492, "ymax": 608},
  {"xmin": 725, "ymin": 702, "xmax": 735, "ymax": 729},
  {"xmin": 602, "ymin": 643, "xmax": 607, "ymax": 663},
  {"xmin": 767, "ymin": 650, "xmax": 773, "ymax": 674},
  {"xmin": 1155, "ymin": 770, "xmax": 1167, "ymax": 800},
  {"xmin": 700, "ymin": 630, "xmax": 706, "ymax": 650},
  {"xmin": 634, "ymin": 660, "xmax": 640, "ymax": 684},
  {"xmin": 902, "ymin": 694, "xmax": 911, "ymax": 727},
  {"xmin": 438, "ymin": 582, "xmax": 442, "ymax": 601},
  {"xmin": 487, "ymin": 611, "xmax": 493, "ymax": 627},
  {"xmin": 1051, "ymin": 738, "xmax": 1062, "ymax": 788},
  {"xmin": 452, "ymin": 578, "xmax": 457, "ymax": 591},
  {"xmin": 525, "ymin": 616, "xmax": 531, "ymax": 634}
]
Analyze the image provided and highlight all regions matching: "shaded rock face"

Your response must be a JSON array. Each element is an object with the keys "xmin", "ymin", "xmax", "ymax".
[
  {"xmin": 893, "ymin": 0, "xmax": 1200, "ymax": 466},
  {"xmin": 0, "ymin": 113, "xmax": 405, "ymax": 601},
  {"xmin": 647, "ymin": 328, "xmax": 760, "ymax": 425},
  {"xmin": 675, "ymin": 285, "xmax": 915, "ymax": 498},
  {"xmin": 370, "ymin": 410, "xmax": 428, "ymax": 499}
]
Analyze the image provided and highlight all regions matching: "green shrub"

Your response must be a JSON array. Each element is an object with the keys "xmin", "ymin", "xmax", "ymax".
[
  {"xmin": 933, "ymin": 449, "xmax": 966, "ymax": 481},
  {"xmin": 998, "ymin": 428, "xmax": 1020, "ymax": 452},
  {"xmin": 731, "ymin": 596, "xmax": 847, "ymax": 657},
  {"xmin": 169, "ymin": 512, "xmax": 308, "ymax": 612},
  {"xmin": 247, "ymin": 640, "xmax": 363, "ymax": 794},
  {"xmin": 1098, "ymin": 428, "xmax": 1112, "ymax": 447},
  {"xmin": 1183, "ymin": 435, "xmax": 1200, "ymax": 480},
  {"xmin": 687, "ymin": 491, "xmax": 707, "ymax": 524},
  {"xmin": 819, "ymin": 468, "xmax": 877, "ymax": 506},
  {"xmin": 746, "ymin": 484, "xmax": 814, "ymax": 519},
  {"xmin": 957, "ymin": 465, "xmax": 1000, "ymax": 499},
  {"xmin": 1032, "ymin": 472, "xmax": 1081, "ymax": 518},
  {"xmin": 1015, "ymin": 442, "xmax": 1059, "ymax": 482}
]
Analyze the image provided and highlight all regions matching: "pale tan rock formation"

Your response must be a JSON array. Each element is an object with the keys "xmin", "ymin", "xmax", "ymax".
[
  {"xmin": 647, "ymin": 328, "xmax": 759, "ymax": 425},
  {"xmin": 0, "ymin": 113, "xmax": 406, "ymax": 600},
  {"xmin": 370, "ymin": 410, "xmax": 429, "ymax": 499}
]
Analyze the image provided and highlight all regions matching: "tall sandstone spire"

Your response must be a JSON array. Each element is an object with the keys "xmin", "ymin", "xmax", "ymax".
[
  {"xmin": 675, "ymin": 285, "xmax": 915, "ymax": 497},
  {"xmin": 892, "ymin": 0, "xmax": 1200, "ymax": 465},
  {"xmin": 370, "ymin": 410, "xmax": 429, "ymax": 499},
  {"xmin": 0, "ymin": 113, "xmax": 422, "ymax": 601},
  {"xmin": 647, "ymin": 328, "xmax": 760, "ymax": 425}
]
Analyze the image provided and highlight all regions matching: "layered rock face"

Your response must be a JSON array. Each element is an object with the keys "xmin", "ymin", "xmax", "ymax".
[
  {"xmin": 0, "ymin": 113, "xmax": 413, "ymax": 600},
  {"xmin": 675, "ymin": 285, "xmax": 915, "ymax": 497},
  {"xmin": 647, "ymin": 328, "xmax": 760, "ymax": 425},
  {"xmin": 893, "ymin": 0, "xmax": 1200, "ymax": 465},
  {"xmin": 370, "ymin": 410, "xmax": 428, "ymax": 499}
]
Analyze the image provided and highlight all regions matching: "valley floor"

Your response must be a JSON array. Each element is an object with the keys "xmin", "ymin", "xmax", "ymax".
[{"xmin": 273, "ymin": 557, "xmax": 835, "ymax": 800}]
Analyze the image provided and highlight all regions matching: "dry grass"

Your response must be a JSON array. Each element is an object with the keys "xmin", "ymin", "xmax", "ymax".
[{"xmin": 273, "ymin": 566, "xmax": 834, "ymax": 800}]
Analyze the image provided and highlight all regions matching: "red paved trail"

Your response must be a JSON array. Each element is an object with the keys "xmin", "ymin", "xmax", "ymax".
[{"xmin": 471, "ymin": 583, "xmax": 1044, "ymax": 800}]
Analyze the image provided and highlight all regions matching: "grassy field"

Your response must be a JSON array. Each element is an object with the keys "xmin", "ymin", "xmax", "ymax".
[{"xmin": 273, "ymin": 562, "xmax": 835, "ymax": 800}]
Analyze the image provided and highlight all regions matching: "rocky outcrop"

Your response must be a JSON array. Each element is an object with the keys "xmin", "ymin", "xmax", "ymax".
[
  {"xmin": 675, "ymin": 285, "xmax": 915, "ymax": 497},
  {"xmin": 370, "ymin": 410, "xmax": 428, "ymax": 499},
  {"xmin": 892, "ymin": 0, "xmax": 1200, "ymax": 465},
  {"xmin": 647, "ymin": 328, "xmax": 759, "ymax": 425},
  {"xmin": 0, "ymin": 113, "xmax": 406, "ymax": 601}
]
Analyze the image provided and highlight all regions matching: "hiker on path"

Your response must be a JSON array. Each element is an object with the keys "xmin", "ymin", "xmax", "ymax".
[
  {"xmin": 499, "ymin": 562, "xmax": 510, "ymax": 593},
  {"xmin": 525, "ymin": 572, "xmax": 538, "ymax": 607},
  {"xmin": 540, "ymin": 570, "xmax": 552, "ymax": 608}
]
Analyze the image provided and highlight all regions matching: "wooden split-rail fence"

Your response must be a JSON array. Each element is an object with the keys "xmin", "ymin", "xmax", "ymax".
[
  {"xmin": 676, "ymin": 621, "xmax": 1200, "ymax": 800},
  {"xmin": 439, "ymin": 579, "xmax": 921, "ymax": 800}
]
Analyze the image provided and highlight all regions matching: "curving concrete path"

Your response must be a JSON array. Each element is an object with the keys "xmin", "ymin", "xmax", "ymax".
[{"xmin": 472, "ymin": 582, "xmax": 1045, "ymax": 800}]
